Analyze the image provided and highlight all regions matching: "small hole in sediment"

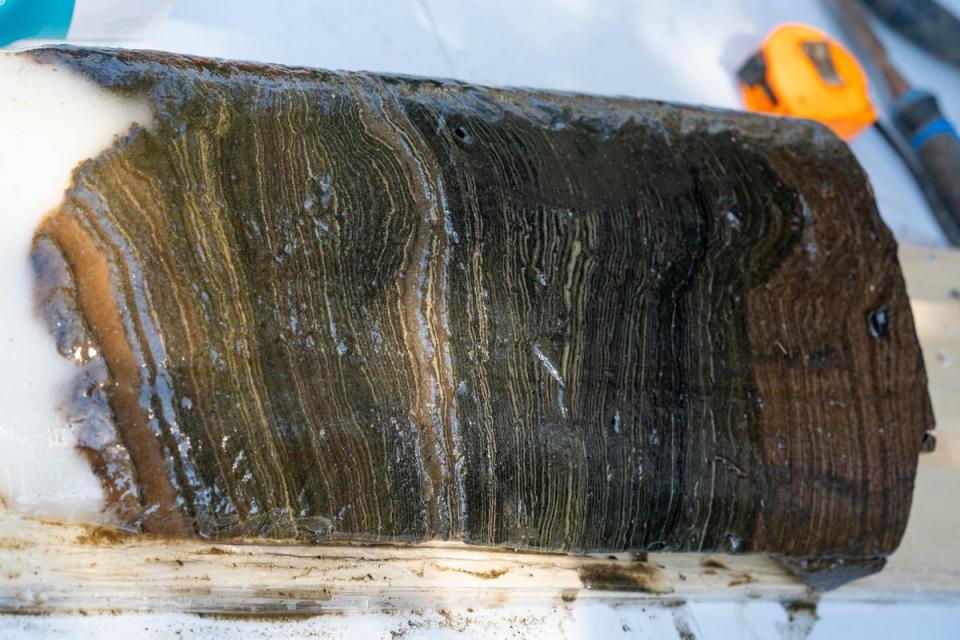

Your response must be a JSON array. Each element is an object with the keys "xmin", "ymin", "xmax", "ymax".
[
  {"xmin": 867, "ymin": 307, "xmax": 889, "ymax": 338},
  {"xmin": 453, "ymin": 126, "xmax": 474, "ymax": 144}
]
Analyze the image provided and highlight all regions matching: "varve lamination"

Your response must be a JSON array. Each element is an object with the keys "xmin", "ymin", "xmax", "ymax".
[{"xmin": 28, "ymin": 48, "xmax": 932, "ymax": 580}]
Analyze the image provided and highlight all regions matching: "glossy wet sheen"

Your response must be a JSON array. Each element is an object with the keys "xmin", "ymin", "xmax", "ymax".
[{"xmin": 27, "ymin": 48, "xmax": 932, "ymax": 582}]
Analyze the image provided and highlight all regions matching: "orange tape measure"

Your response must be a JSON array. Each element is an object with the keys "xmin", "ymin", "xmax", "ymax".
[{"xmin": 738, "ymin": 24, "xmax": 877, "ymax": 140}]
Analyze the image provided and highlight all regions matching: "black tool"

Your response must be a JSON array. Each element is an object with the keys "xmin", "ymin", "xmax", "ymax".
[
  {"xmin": 861, "ymin": 0, "xmax": 960, "ymax": 71},
  {"xmin": 829, "ymin": 0, "xmax": 960, "ymax": 244}
]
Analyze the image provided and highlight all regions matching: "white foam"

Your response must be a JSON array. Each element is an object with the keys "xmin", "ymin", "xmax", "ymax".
[{"xmin": 0, "ymin": 51, "xmax": 154, "ymax": 522}]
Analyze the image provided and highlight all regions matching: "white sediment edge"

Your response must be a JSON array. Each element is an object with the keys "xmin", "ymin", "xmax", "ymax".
[{"xmin": 0, "ymin": 50, "xmax": 154, "ymax": 522}]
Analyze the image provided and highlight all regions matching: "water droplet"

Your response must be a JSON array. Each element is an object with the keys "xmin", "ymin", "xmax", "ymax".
[
  {"xmin": 725, "ymin": 210, "xmax": 742, "ymax": 231},
  {"xmin": 723, "ymin": 533, "xmax": 740, "ymax": 552}
]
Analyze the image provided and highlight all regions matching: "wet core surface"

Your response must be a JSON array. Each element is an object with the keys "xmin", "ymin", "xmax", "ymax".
[{"xmin": 24, "ymin": 47, "xmax": 931, "ymax": 575}]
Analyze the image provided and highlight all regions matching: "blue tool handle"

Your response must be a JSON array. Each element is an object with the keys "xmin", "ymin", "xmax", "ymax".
[{"xmin": 894, "ymin": 90, "xmax": 960, "ymax": 243}]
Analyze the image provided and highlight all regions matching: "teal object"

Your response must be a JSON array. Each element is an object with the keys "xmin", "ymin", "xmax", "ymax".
[{"xmin": 0, "ymin": 0, "xmax": 75, "ymax": 46}]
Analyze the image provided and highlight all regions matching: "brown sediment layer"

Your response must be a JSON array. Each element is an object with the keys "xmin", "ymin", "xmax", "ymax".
[{"xmin": 38, "ymin": 213, "xmax": 187, "ymax": 536}]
